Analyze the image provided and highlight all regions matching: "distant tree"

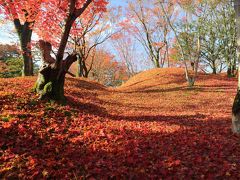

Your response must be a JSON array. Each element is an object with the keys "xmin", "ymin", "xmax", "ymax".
[
  {"xmin": 89, "ymin": 49, "xmax": 128, "ymax": 86},
  {"xmin": 159, "ymin": 0, "xmax": 202, "ymax": 86},
  {"xmin": 127, "ymin": 0, "xmax": 175, "ymax": 68},
  {"xmin": 199, "ymin": 0, "xmax": 236, "ymax": 75},
  {"xmin": 0, "ymin": 44, "xmax": 23, "ymax": 77},
  {"xmin": 0, "ymin": 44, "xmax": 20, "ymax": 60},
  {"xmin": 111, "ymin": 31, "xmax": 138, "ymax": 77},
  {"xmin": 68, "ymin": 8, "xmax": 119, "ymax": 78},
  {"xmin": 218, "ymin": 1, "xmax": 236, "ymax": 77}
]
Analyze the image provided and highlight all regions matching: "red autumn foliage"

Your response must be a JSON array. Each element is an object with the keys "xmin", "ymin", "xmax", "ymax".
[{"xmin": 0, "ymin": 68, "xmax": 240, "ymax": 178}]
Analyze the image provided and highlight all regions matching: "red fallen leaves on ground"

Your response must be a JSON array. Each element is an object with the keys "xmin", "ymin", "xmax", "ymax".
[{"xmin": 0, "ymin": 68, "xmax": 240, "ymax": 179}]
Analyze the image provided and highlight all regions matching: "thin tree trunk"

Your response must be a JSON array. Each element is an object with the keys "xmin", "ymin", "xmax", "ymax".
[
  {"xmin": 166, "ymin": 42, "xmax": 170, "ymax": 67},
  {"xmin": 232, "ymin": 0, "xmax": 240, "ymax": 133},
  {"xmin": 155, "ymin": 58, "xmax": 160, "ymax": 68},
  {"xmin": 212, "ymin": 61, "xmax": 217, "ymax": 74},
  {"xmin": 76, "ymin": 56, "xmax": 84, "ymax": 77},
  {"xmin": 227, "ymin": 65, "xmax": 233, "ymax": 77},
  {"xmin": 212, "ymin": 67, "xmax": 217, "ymax": 74},
  {"xmin": 160, "ymin": 2, "xmax": 195, "ymax": 86},
  {"xmin": 82, "ymin": 60, "xmax": 88, "ymax": 78}
]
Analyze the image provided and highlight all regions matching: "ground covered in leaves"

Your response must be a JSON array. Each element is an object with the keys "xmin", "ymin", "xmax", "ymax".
[{"xmin": 0, "ymin": 68, "xmax": 240, "ymax": 179}]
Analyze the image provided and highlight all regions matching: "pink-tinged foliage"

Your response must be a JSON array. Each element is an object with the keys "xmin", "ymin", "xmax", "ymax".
[
  {"xmin": 34, "ymin": 0, "xmax": 108, "ymax": 46},
  {"xmin": 0, "ymin": 0, "xmax": 108, "ymax": 47},
  {"xmin": 0, "ymin": 68, "xmax": 240, "ymax": 178}
]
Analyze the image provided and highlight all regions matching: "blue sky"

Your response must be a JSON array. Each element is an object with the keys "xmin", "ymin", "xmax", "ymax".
[
  {"xmin": 0, "ymin": 23, "xmax": 15, "ymax": 44},
  {"xmin": 110, "ymin": 0, "xmax": 127, "ymax": 7}
]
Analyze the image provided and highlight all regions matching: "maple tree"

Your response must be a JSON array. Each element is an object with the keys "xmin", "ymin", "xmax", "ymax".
[
  {"xmin": 88, "ymin": 48, "xmax": 128, "ymax": 86},
  {"xmin": 32, "ymin": 0, "xmax": 108, "ymax": 102},
  {"xmin": 0, "ymin": 0, "xmax": 44, "ymax": 76},
  {"xmin": 126, "ymin": 0, "xmax": 175, "ymax": 68},
  {"xmin": 67, "ymin": 7, "xmax": 118, "ymax": 78},
  {"xmin": 111, "ymin": 31, "xmax": 138, "ymax": 77}
]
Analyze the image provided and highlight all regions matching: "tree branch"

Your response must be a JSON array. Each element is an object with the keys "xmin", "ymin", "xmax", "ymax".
[{"xmin": 74, "ymin": 0, "xmax": 93, "ymax": 17}]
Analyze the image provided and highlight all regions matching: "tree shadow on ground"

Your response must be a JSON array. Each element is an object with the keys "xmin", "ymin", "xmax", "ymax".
[
  {"xmin": 108, "ymin": 113, "xmax": 208, "ymax": 127},
  {"xmin": 1, "ymin": 114, "xmax": 240, "ymax": 179},
  {"xmin": 120, "ymin": 84, "xmax": 236, "ymax": 94},
  {"xmin": 1, "ymin": 76, "xmax": 239, "ymax": 179},
  {"xmin": 66, "ymin": 78, "xmax": 107, "ymax": 91}
]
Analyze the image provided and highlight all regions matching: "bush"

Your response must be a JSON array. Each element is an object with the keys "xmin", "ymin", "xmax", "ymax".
[{"xmin": 0, "ymin": 57, "xmax": 23, "ymax": 78}]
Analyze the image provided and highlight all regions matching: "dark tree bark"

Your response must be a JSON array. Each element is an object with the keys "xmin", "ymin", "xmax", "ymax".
[
  {"xmin": 14, "ymin": 19, "xmax": 34, "ymax": 76},
  {"xmin": 227, "ymin": 64, "xmax": 236, "ymax": 77},
  {"xmin": 232, "ymin": 0, "xmax": 240, "ymax": 133},
  {"xmin": 155, "ymin": 59, "xmax": 161, "ymax": 68},
  {"xmin": 76, "ymin": 56, "xmax": 92, "ymax": 78},
  {"xmin": 227, "ymin": 66, "xmax": 233, "ymax": 77},
  {"xmin": 76, "ymin": 56, "xmax": 86, "ymax": 77},
  {"xmin": 34, "ymin": 41, "xmax": 77, "ymax": 103},
  {"xmin": 212, "ymin": 66, "xmax": 217, "ymax": 74},
  {"xmin": 76, "ymin": 56, "xmax": 84, "ymax": 77}
]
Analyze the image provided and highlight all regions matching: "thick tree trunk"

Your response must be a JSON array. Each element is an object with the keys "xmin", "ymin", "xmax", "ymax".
[
  {"xmin": 23, "ymin": 54, "xmax": 33, "ymax": 76},
  {"xmin": 14, "ymin": 20, "xmax": 34, "ymax": 76},
  {"xmin": 34, "ymin": 41, "xmax": 77, "ymax": 103},
  {"xmin": 232, "ymin": 0, "xmax": 240, "ymax": 133},
  {"xmin": 232, "ymin": 90, "xmax": 240, "ymax": 133},
  {"xmin": 34, "ymin": 68, "xmax": 66, "ymax": 102},
  {"xmin": 21, "ymin": 42, "xmax": 34, "ymax": 76}
]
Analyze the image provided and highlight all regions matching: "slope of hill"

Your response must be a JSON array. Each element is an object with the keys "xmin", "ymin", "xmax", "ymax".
[
  {"xmin": 119, "ymin": 68, "xmax": 186, "ymax": 89},
  {"xmin": 0, "ymin": 68, "xmax": 240, "ymax": 179}
]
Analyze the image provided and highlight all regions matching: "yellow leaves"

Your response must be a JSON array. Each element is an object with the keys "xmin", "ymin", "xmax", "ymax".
[{"xmin": 42, "ymin": 169, "xmax": 49, "ymax": 177}]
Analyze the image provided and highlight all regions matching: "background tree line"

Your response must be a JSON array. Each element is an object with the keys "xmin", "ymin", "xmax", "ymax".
[{"xmin": 0, "ymin": 0, "xmax": 236, "ymax": 86}]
